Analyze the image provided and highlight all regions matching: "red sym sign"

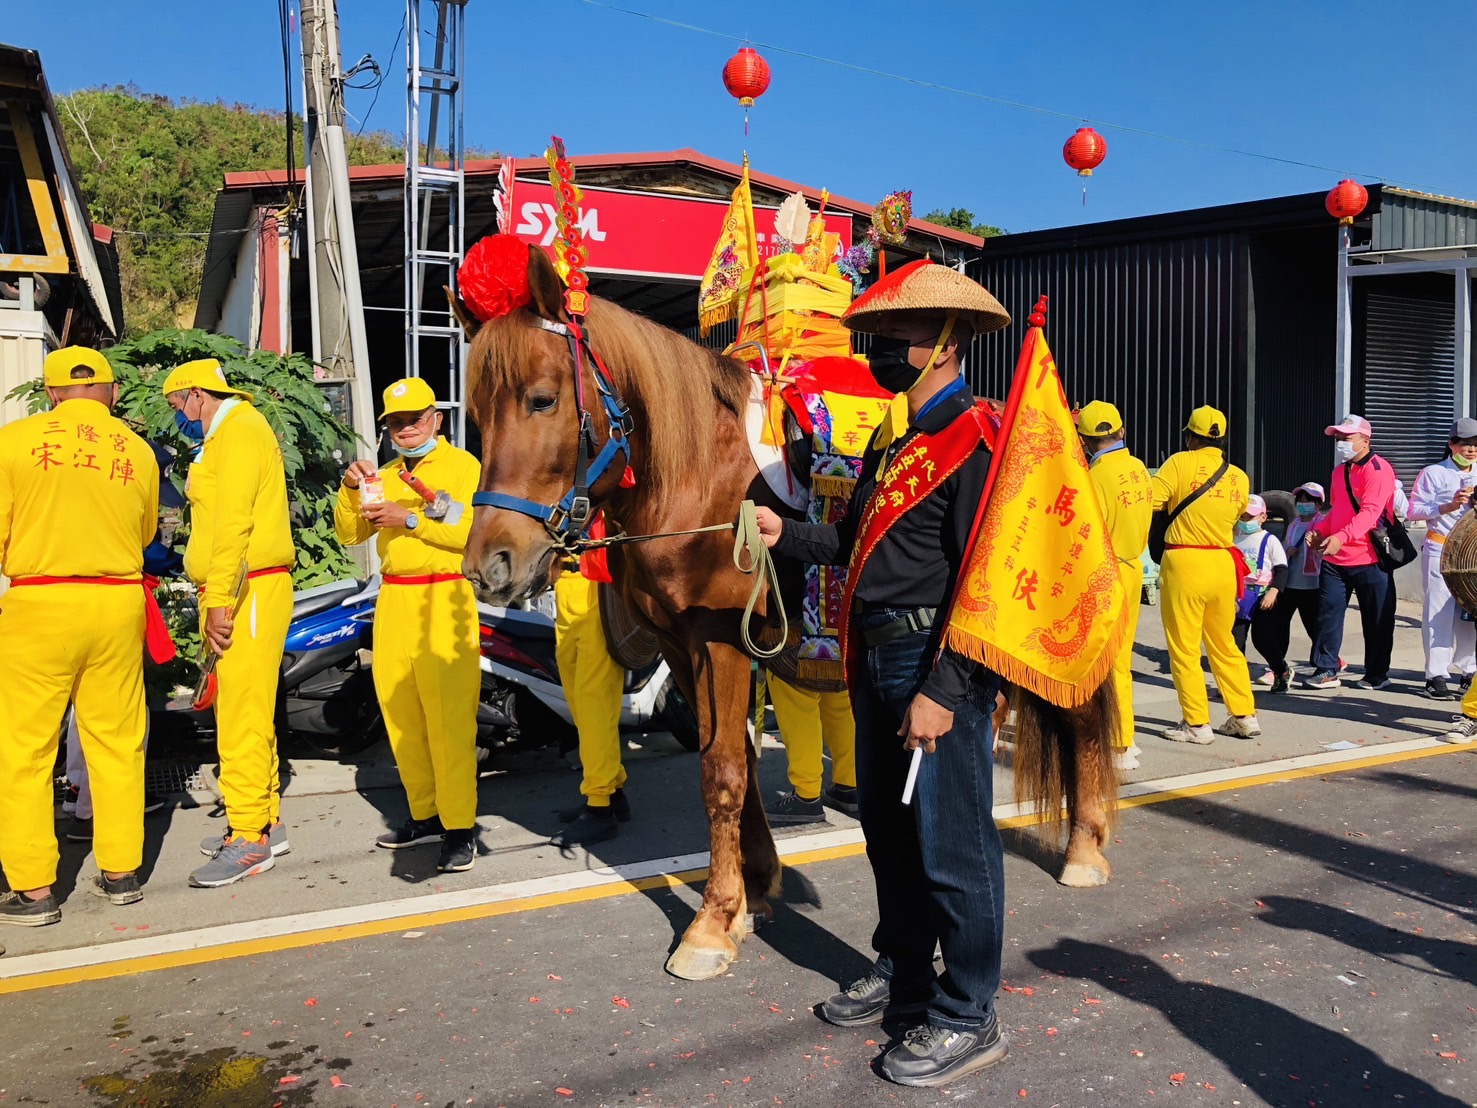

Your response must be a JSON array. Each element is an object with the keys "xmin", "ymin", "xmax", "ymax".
[{"xmin": 510, "ymin": 180, "xmax": 854, "ymax": 281}]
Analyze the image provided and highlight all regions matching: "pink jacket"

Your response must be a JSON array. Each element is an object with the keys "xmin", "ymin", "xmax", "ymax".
[{"xmin": 1323, "ymin": 454, "xmax": 1396, "ymax": 567}]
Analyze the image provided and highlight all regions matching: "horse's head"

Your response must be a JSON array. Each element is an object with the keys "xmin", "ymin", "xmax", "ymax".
[{"xmin": 454, "ymin": 244, "xmax": 621, "ymax": 605}]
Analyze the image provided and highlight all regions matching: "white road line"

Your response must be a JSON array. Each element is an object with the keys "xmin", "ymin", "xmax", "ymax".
[{"xmin": 0, "ymin": 736, "xmax": 1458, "ymax": 982}]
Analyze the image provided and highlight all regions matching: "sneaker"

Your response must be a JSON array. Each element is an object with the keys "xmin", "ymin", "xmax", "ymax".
[
  {"xmin": 201, "ymin": 821, "xmax": 291, "ymax": 858},
  {"xmin": 1441, "ymin": 717, "xmax": 1477, "ymax": 744},
  {"xmin": 557, "ymin": 788, "xmax": 631, "ymax": 824},
  {"xmin": 437, "ymin": 829, "xmax": 476, "ymax": 872},
  {"xmin": 765, "ymin": 791, "xmax": 826, "ymax": 826},
  {"xmin": 1270, "ymin": 670, "xmax": 1292, "ymax": 694},
  {"xmin": 1423, "ymin": 677, "xmax": 1457, "ymax": 701},
  {"xmin": 877, "ymin": 1019, "xmax": 1009, "ymax": 1087},
  {"xmin": 1164, "ymin": 720, "xmax": 1215, "ymax": 744},
  {"xmin": 553, "ymin": 806, "xmax": 619, "ymax": 848},
  {"xmin": 1353, "ymin": 676, "xmax": 1392, "ymax": 691},
  {"xmin": 61, "ymin": 783, "xmax": 79, "ymax": 815},
  {"xmin": 0, "ymin": 890, "xmax": 62, "ymax": 927},
  {"xmin": 819, "ymin": 970, "xmax": 929, "ymax": 1028},
  {"xmin": 1112, "ymin": 744, "xmax": 1140, "ymax": 771},
  {"xmin": 90, "ymin": 872, "xmax": 143, "ymax": 906},
  {"xmin": 188, "ymin": 836, "xmax": 275, "ymax": 888},
  {"xmin": 1459, "ymin": 673, "xmax": 1475, "ymax": 691},
  {"xmin": 1338, "ymin": 657, "xmax": 1348, "ymax": 674},
  {"xmin": 1254, "ymin": 669, "xmax": 1277, "ymax": 687},
  {"xmin": 375, "ymin": 816, "xmax": 445, "ymax": 850},
  {"xmin": 1301, "ymin": 670, "xmax": 1341, "ymax": 690},
  {"xmin": 143, "ymin": 793, "xmax": 169, "ymax": 815},
  {"xmin": 1215, "ymin": 714, "xmax": 1262, "ymax": 738},
  {"xmin": 822, "ymin": 783, "xmax": 860, "ymax": 816},
  {"xmin": 65, "ymin": 817, "xmax": 93, "ymax": 841}
]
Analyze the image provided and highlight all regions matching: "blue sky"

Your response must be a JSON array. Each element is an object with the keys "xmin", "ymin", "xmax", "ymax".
[{"xmin": 12, "ymin": 0, "xmax": 1475, "ymax": 233}]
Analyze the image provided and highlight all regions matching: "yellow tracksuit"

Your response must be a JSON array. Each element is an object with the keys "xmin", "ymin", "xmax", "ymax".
[
  {"xmin": 335, "ymin": 439, "xmax": 481, "ymax": 829},
  {"xmin": 1151, "ymin": 446, "xmax": 1255, "ymax": 725},
  {"xmin": 185, "ymin": 400, "xmax": 294, "ymax": 837},
  {"xmin": 554, "ymin": 572, "xmax": 626, "ymax": 807},
  {"xmin": 0, "ymin": 398, "xmax": 158, "ymax": 889},
  {"xmin": 1088, "ymin": 446, "xmax": 1153, "ymax": 749},
  {"xmin": 768, "ymin": 676, "xmax": 857, "ymax": 798}
]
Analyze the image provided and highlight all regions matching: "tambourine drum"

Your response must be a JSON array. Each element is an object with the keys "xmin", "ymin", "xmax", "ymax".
[{"xmin": 1439, "ymin": 511, "xmax": 1477, "ymax": 615}]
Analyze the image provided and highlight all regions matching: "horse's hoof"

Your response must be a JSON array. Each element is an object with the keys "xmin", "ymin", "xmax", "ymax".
[
  {"xmin": 665, "ymin": 937, "xmax": 739, "ymax": 981},
  {"xmin": 1058, "ymin": 862, "xmax": 1110, "ymax": 888}
]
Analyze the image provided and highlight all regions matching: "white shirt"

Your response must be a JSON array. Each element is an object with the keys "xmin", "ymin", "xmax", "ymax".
[
  {"xmin": 1408, "ymin": 458, "xmax": 1477, "ymax": 539},
  {"xmin": 1235, "ymin": 527, "xmax": 1287, "ymax": 590}
]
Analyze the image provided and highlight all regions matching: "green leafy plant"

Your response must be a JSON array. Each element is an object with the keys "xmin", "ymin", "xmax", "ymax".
[{"xmin": 7, "ymin": 328, "xmax": 362, "ymax": 695}]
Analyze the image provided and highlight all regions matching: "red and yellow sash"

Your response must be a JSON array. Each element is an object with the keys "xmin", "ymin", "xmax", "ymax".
[{"xmin": 837, "ymin": 401, "xmax": 994, "ymax": 675}]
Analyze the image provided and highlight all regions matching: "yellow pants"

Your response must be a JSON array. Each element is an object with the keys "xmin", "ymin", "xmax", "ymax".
[
  {"xmin": 0, "ymin": 584, "xmax": 146, "ymax": 889},
  {"xmin": 373, "ymin": 578, "xmax": 481, "ymax": 829},
  {"xmin": 1461, "ymin": 676, "xmax": 1477, "ymax": 720},
  {"xmin": 769, "ymin": 676, "xmax": 857, "ymax": 797},
  {"xmin": 1160, "ymin": 548, "xmax": 1256, "ymax": 725},
  {"xmin": 555, "ymin": 574, "xmax": 626, "ymax": 807},
  {"xmin": 1110, "ymin": 558, "xmax": 1142, "ymax": 749},
  {"xmin": 212, "ymin": 572, "xmax": 292, "ymax": 837}
]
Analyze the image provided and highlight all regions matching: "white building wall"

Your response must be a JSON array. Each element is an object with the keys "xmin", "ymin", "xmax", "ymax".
[{"xmin": 217, "ymin": 218, "xmax": 263, "ymax": 349}]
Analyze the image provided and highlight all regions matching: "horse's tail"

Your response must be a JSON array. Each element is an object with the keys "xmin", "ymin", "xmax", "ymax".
[{"xmin": 1007, "ymin": 678, "xmax": 1119, "ymax": 839}]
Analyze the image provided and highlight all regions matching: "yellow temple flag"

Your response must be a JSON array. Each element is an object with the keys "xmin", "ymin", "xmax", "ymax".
[
  {"xmin": 941, "ymin": 318, "xmax": 1126, "ymax": 708},
  {"xmin": 697, "ymin": 161, "xmax": 758, "ymax": 336}
]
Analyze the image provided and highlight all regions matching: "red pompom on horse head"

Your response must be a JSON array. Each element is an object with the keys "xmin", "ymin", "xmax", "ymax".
[{"xmin": 459, "ymin": 234, "xmax": 533, "ymax": 322}]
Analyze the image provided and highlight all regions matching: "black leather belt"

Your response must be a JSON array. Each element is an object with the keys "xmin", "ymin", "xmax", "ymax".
[{"xmin": 862, "ymin": 607, "xmax": 937, "ymax": 648}]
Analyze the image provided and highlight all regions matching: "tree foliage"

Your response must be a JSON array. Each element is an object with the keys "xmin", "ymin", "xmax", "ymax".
[
  {"xmin": 55, "ymin": 86, "xmax": 403, "ymax": 335},
  {"xmin": 922, "ymin": 207, "xmax": 1005, "ymax": 239}
]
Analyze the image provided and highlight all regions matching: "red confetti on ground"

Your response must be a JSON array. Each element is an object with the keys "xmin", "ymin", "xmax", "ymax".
[
  {"xmin": 1169, "ymin": 1073, "xmax": 1186, "ymax": 1085},
  {"xmin": 864, "ymin": 1040, "xmax": 877, "ymax": 1047},
  {"xmin": 555, "ymin": 1089, "xmax": 574, "ymax": 1098},
  {"xmin": 1131, "ymin": 1050, "xmax": 1145, "ymax": 1057},
  {"xmin": 767, "ymin": 1005, "xmax": 783, "ymax": 1013},
  {"xmin": 329, "ymin": 1075, "xmax": 352, "ymax": 1089},
  {"xmin": 1439, "ymin": 1052, "xmax": 1458, "ymax": 1059},
  {"xmin": 742, "ymin": 1077, "xmax": 752, "ymax": 1084},
  {"xmin": 1204, "ymin": 1084, "xmax": 1217, "ymax": 1092},
  {"xmin": 613, "ymin": 997, "xmax": 631, "ymax": 1009},
  {"xmin": 1020, "ymin": 987, "xmax": 1034, "ymax": 996},
  {"xmin": 549, "ymin": 974, "xmax": 562, "ymax": 980},
  {"xmin": 1018, "ymin": 1090, "xmax": 1028, "ymax": 1098},
  {"xmin": 1046, "ymin": 1028, "xmax": 1058, "ymax": 1036},
  {"xmin": 278, "ymin": 1075, "xmax": 301, "ymax": 1086},
  {"xmin": 529, "ymin": 997, "xmax": 540, "ymax": 1003},
  {"xmin": 564, "ymin": 1008, "xmax": 574, "ymax": 1014},
  {"xmin": 304, "ymin": 998, "xmax": 318, "ymax": 1007},
  {"xmin": 241, "ymin": 1031, "xmax": 252, "ymax": 1038},
  {"xmin": 1084, "ymin": 997, "xmax": 1101, "ymax": 1005}
]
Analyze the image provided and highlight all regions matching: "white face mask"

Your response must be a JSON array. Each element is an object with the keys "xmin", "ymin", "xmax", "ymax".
[{"xmin": 1333, "ymin": 440, "xmax": 1355, "ymax": 464}]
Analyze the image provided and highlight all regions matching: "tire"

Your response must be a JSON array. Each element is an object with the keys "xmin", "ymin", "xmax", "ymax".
[{"xmin": 656, "ymin": 677, "xmax": 702, "ymax": 752}]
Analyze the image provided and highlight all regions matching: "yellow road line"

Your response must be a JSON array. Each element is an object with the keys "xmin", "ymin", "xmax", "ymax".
[{"xmin": 0, "ymin": 742, "xmax": 1465, "ymax": 996}]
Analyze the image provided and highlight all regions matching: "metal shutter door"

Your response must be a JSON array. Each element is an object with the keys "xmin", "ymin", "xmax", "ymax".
[{"xmin": 1360, "ymin": 290, "xmax": 1455, "ymax": 487}]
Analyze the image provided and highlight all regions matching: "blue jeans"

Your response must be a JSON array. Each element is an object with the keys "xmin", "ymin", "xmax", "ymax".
[
  {"xmin": 1311, "ymin": 562, "xmax": 1395, "ymax": 680},
  {"xmin": 852, "ymin": 610, "xmax": 1003, "ymax": 1032}
]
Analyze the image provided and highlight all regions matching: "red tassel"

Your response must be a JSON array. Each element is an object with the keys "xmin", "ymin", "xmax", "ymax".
[{"xmin": 619, "ymin": 465, "xmax": 636, "ymax": 489}]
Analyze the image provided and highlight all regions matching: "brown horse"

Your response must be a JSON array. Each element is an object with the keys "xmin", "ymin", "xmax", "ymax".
[{"xmin": 454, "ymin": 244, "xmax": 1119, "ymax": 981}]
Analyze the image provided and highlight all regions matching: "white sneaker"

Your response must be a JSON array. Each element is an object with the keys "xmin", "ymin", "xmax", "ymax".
[
  {"xmin": 1216, "ymin": 714, "xmax": 1262, "ymax": 738},
  {"xmin": 1254, "ymin": 669, "xmax": 1276, "ymax": 687},
  {"xmin": 1441, "ymin": 717, "xmax": 1477, "ymax": 744},
  {"xmin": 1113, "ymin": 744, "xmax": 1141, "ymax": 771},
  {"xmin": 1164, "ymin": 720, "xmax": 1215, "ymax": 744}
]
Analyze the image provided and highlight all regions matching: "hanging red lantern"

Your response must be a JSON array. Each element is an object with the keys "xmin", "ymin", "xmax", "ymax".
[
  {"xmin": 1063, "ymin": 127, "xmax": 1108, "ymax": 177},
  {"xmin": 1326, "ymin": 179, "xmax": 1368, "ymax": 225},
  {"xmin": 722, "ymin": 47, "xmax": 771, "ymax": 107}
]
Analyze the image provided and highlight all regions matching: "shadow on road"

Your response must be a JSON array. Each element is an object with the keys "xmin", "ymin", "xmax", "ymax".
[{"xmin": 1028, "ymin": 938, "xmax": 1467, "ymax": 1107}]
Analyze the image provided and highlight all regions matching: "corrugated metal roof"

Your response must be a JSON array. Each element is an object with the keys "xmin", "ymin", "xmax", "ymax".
[{"xmin": 1370, "ymin": 188, "xmax": 1477, "ymax": 252}]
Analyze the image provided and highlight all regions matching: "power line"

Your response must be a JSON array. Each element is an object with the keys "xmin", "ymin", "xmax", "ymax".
[
  {"xmin": 572, "ymin": 0, "xmax": 1454, "ymax": 194},
  {"xmin": 354, "ymin": 13, "xmax": 405, "ymax": 139}
]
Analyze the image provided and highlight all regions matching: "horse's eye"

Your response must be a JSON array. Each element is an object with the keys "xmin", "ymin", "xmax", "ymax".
[{"xmin": 529, "ymin": 393, "xmax": 557, "ymax": 414}]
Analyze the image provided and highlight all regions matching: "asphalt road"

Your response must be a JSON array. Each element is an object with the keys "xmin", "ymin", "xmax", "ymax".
[{"xmin": 2, "ymin": 750, "xmax": 1472, "ymax": 1107}]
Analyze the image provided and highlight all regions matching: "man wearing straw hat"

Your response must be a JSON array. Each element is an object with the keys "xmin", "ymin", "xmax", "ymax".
[{"xmin": 755, "ymin": 259, "xmax": 1011, "ymax": 1087}]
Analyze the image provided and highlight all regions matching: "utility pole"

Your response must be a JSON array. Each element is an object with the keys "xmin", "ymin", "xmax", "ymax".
[{"xmin": 300, "ymin": 0, "xmax": 377, "ymax": 466}]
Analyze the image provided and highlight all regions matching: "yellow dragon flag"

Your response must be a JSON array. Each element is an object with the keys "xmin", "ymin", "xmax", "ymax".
[
  {"xmin": 697, "ymin": 159, "xmax": 758, "ymax": 336},
  {"xmin": 942, "ymin": 304, "xmax": 1126, "ymax": 708}
]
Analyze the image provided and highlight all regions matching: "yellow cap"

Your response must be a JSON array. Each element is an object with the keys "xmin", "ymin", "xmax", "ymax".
[
  {"xmin": 1076, "ymin": 400, "xmax": 1123, "ymax": 436},
  {"xmin": 159, "ymin": 359, "xmax": 253, "ymax": 401},
  {"xmin": 1185, "ymin": 405, "xmax": 1227, "ymax": 439},
  {"xmin": 380, "ymin": 377, "xmax": 438, "ymax": 418},
  {"xmin": 43, "ymin": 346, "xmax": 114, "ymax": 387}
]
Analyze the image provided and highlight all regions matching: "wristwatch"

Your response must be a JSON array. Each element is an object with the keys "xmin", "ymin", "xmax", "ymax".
[{"xmin": 405, "ymin": 512, "xmax": 420, "ymax": 531}]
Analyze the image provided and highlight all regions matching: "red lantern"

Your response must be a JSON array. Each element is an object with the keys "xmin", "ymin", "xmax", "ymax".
[
  {"xmin": 1063, "ymin": 127, "xmax": 1108, "ymax": 177},
  {"xmin": 722, "ymin": 47, "xmax": 771, "ymax": 107},
  {"xmin": 1326, "ymin": 179, "xmax": 1368, "ymax": 226}
]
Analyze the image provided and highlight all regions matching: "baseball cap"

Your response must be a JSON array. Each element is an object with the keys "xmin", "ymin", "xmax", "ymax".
[
  {"xmin": 1325, "ymin": 414, "xmax": 1372, "ymax": 438},
  {"xmin": 1185, "ymin": 405, "xmax": 1226, "ymax": 439},
  {"xmin": 1293, "ymin": 481, "xmax": 1326, "ymax": 501},
  {"xmin": 380, "ymin": 377, "xmax": 439, "ymax": 418},
  {"xmin": 159, "ymin": 359, "xmax": 254, "ymax": 401},
  {"xmin": 43, "ymin": 346, "xmax": 114, "ymax": 387},
  {"xmin": 1244, "ymin": 494, "xmax": 1266, "ymax": 517},
  {"xmin": 1451, "ymin": 417, "xmax": 1477, "ymax": 441},
  {"xmin": 1076, "ymin": 400, "xmax": 1123, "ymax": 436}
]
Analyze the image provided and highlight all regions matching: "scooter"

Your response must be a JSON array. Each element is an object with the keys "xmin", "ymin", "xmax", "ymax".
[{"xmin": 476, "ymin": 593, "xmax": 702, "ymax": 755}]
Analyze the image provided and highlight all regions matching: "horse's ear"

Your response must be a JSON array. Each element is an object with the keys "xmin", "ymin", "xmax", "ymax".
[
  {"xmin": 526, "ymin": 243, "xmax": 568, "ymax": 323},
  {"xmin": 445, "ymin": 286, "xmax": 482, "ymax": 342}
]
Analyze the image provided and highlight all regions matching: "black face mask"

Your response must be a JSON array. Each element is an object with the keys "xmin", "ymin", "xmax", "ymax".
[{"xmin": 867, "ymin": 334, "xmax": 925, "ymax": 394}]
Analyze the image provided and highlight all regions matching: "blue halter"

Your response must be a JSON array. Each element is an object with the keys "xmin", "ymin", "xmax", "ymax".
[{"xmin": 470, "ymin": 317, "xmax": 633, "ymax": 550}]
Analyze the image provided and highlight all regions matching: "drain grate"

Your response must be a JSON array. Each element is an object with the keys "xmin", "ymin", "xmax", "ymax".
[{"xmin": 53, "ymin": 760, "xmax": 211, "ymax": 803}]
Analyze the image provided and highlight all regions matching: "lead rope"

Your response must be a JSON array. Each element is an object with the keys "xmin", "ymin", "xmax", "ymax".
[{"xmin": 733, "ymin": 499, "xmax": 787, "ymax": 660}]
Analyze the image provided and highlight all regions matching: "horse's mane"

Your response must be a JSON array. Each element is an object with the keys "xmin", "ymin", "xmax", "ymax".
[{"xmin": 469, "ymin": 296, "xmax": 752, "ymax": 514}]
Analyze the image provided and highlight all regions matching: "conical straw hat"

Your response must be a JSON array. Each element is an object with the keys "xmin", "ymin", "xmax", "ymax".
[{"xmin": 843, "ymin": 258, "xmax": 1011, "ymax": 335}]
